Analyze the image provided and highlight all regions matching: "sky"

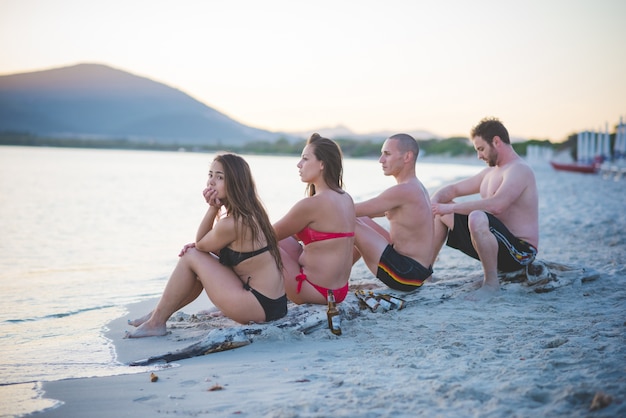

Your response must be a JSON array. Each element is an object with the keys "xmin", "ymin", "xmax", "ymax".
[{"xmin": 1, "ymin": 0, "xmax": 625, "ymax": 142}]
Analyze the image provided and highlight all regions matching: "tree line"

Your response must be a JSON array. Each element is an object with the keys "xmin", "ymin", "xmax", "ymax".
[{"xmin": 0, "ymin": 131, "xmax": 565, "ymax": 157}]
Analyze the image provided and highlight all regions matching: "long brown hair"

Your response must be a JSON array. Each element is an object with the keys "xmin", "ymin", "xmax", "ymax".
[
  {"xmin": 213, "ymin": 153, "xmax": 282, "ymax": 272},
  {"xmin": 305, "ymin": 133, "xmax": 345, "ymax": 197}
]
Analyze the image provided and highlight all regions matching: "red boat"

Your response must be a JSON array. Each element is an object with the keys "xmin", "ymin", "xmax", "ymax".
[{"xmin": 549, "ymin": 161, "xmax": 599, "ymax": 174}]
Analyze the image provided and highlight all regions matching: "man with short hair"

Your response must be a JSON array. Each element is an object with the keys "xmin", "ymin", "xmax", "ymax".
[
  {"xmin": 430, "ymin": 117, "xmax": 539, "ymax": 298},
  {"xmin": 353, "ymin": 133, "xmax": 434, "ymax": 291}
]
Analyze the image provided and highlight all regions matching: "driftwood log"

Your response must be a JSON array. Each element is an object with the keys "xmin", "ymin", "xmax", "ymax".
[{"xmin": 129, "ymin": 300, "xmax": 363, "ymax": 366}]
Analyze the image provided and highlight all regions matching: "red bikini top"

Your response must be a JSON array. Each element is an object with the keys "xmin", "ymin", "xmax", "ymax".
[{"xmin": 295, "ymin": 226, "xmax": 355, "ymax": 246}]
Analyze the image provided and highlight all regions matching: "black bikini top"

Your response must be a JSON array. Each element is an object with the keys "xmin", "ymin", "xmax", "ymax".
[{"xmin": 219, "ymin": 246, "xmax": 270, "ymax": 267}]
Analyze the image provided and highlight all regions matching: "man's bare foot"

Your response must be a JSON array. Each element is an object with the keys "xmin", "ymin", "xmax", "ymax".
[
  {"xmin": 127, "ymin": 311, "xmax": 153, "ymax": 327},
  {"xmin": 123, "ymin": 321, "xmax": 167, "ymax": 338},
  {"xmin": 465, "ymin": 284, "xmax": 499, "ymax": 301}
]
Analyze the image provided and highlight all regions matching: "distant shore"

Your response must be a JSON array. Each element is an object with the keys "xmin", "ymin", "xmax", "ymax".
[{"xmin": 0, "ymin": 131, "xmax": 557, "ymax": 160}]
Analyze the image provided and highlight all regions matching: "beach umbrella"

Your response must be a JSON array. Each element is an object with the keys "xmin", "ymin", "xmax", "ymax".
[
  {"xmin": 619, "ymin": 116, "xmax": 626, "ymax": 159},
  {"xmin": 602, "ymin": 122, "xmax": 611, "ymax": 161},
  {"xmin": 614, "ymin": 119, "xmax": 623, "ymax": 160},
  {"xmin": 578, "ymin": 131, "xmax": 589, "ymax": 163},
  {"xmin": 587, "ymin": 131, "xmax": 593, "ymax": 163}
]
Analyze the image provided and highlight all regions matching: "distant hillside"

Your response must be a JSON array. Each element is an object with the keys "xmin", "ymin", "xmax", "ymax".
[
  {"xmin": 289, "ymin": 124, "xmax": 441, "ymax": 141},
  {"xmin": 0, "ymin": 63, "xmax": 288, "ymax": 146}
]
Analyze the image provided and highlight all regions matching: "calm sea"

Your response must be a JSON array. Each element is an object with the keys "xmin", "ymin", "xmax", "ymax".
[{"xmin": 0, "ymin": 146, "xmax": 482, "ymax": 416}]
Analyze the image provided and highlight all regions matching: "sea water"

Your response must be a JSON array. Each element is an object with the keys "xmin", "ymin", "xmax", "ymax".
[{"xmin": 0, "ymin": 146, "xmax": 482, "ymax": 416}]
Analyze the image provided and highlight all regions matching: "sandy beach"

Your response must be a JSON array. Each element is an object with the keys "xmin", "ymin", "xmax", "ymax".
[{"xmin": 37, "ymin": 162, "xmax": 626, "ymax": 418}]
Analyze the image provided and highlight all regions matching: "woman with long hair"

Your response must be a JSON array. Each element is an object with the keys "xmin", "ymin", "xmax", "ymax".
[
  {"xmin": 126, "ymin": 153, "xmax": 286, "ymax": 338},
  {"xmin": 273, "ymin": 133, "xmax": 356, "ymax": 305}
]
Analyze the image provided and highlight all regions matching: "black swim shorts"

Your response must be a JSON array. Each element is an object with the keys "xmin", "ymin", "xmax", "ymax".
[
  {"xmin": 446, "ymin": 212, "xmax": 537, "ymax": 272},
  {"xmin": 376, "ymin": 244, "xmax": 433, "ymax": 292}
]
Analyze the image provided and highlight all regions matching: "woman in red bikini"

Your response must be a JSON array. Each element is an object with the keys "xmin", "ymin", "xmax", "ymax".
[{"xmin": 273, "ymin": 133, "xmax": 356, "ymax": 305}]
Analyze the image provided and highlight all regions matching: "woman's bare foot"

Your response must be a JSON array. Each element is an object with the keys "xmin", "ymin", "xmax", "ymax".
[
  {"xmin": 123, "ymin": 321, "xmax": 168, "ymax": 338},
  {"xmin": 127, "ymin": 311, "xmax": 153, "ymax": 327}
]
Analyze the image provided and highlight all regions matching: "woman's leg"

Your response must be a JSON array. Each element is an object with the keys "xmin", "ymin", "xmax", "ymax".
[
  {"xmin": 185, "ymin": 250, "xmax": 265, "ymax": 324},
  {"xmin": 126, "ymin": 248, "xmax": 266, "ymax": 338},
  {"xmin": 125, "ymin": 252, "xmax": 210, "ymax": 338},
  {"xmin": 128, "ymin": 281, "xmax": 203, "ymax": 327},
  {"xmin": 278, "ymin": 236, "xmax": 302, "ymax": 261},
  {"xmin": 277, "ymin": 237, "xmax": 320, "ymax": 304}
]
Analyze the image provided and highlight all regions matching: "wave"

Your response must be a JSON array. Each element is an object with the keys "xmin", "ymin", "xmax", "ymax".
[{"xmin": 3, "ymin": 304, "xmax": 116, "ymax": 324}]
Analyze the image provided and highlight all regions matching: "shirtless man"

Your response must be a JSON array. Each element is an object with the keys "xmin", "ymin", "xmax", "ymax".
[
  {"xmin": 430, "ymin": 117, "xmax": 539, "ymax": 298},
  {"xmin": 353, "ymin": 133, "xmax": 434, "ymax": 291}
]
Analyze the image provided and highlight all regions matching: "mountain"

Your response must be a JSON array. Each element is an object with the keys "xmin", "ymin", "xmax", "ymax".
[
  {"xmin": 0, "ymin": 63, "xmax": 288, "ymax": 146},
  {"xmin": 0, "ymin": 63, "xmax": 450, "ymax": 146},
  {"xmin": 289, "ymin": 125, "xmax": 441, "ymax": 141}
]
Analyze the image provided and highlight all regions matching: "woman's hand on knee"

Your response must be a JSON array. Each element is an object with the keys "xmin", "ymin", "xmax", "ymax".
[{"xmin": 179, "ymin": 242, "xmax": 196, "ymax": 257}]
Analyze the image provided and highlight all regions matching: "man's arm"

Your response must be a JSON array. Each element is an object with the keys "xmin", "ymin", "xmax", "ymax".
[
  {"xmin": 433, "ymin": 164, "xmax": 531, "ymax": 216},
  {"xmin": 431, "ymin": 168, "xmax": 487, "ymax": 204},
  {"xmin": 355, "ymin": 184, "xmax": 406, "ymax": 218}
]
